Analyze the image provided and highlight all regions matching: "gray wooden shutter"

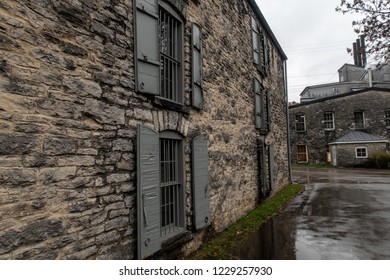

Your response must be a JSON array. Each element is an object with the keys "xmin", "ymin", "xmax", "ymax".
[
  {"xmin": 135, "ymin": 0, "xmax": 160, "ymax": 95},
  {"xmin": 263, "ymin": 36, "xmax": 269, "ymax": 75},
  {"xmin": 192, "ymin": 135, "xmax": 210, "ymax": 230},
  {"xmin": 268, "ymin": 144, "xmax": 275, "ymax": 191},
  {"xmin": 257, "ymin": 139, "xmax": 267, "ymax": 198},
  {"xmin": 251, "ymin": 17, "xmax": 260, "ymax": 65},
  {"xmin": 137, "ymin": 125, "xmax": 161, "ymax": 259},
  {"xmin": 192, "ymin": 23, "xmax": 203, "ymax": 109},
  {"xmin": 254, "ymin": 78, "xmax": 262, "ymax": 129},
  {"xmin": 266, "ymin": 90, "xmax": 271, "ymax": 132}
]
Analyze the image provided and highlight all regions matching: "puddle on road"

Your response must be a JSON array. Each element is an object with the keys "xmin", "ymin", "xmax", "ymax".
[
  {"xmin": 229, "ymin": 214, "xmax": 298, "ymax": 260},
  {"xmin": 229, "ymin": 168, "xmax": 390, "ymax": 260}
]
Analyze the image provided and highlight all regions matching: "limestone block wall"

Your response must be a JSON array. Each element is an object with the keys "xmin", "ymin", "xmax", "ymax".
[{"xmin": 0, "ymin": 0, "xmax": 289, "ymax": 259}]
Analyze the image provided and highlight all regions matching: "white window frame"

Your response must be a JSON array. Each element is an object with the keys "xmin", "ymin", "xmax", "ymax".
[
  {"xmin": 295, "ymin": 114, "xmax": 306, "ymax": 132},
  {"xmin": 355, "ymin": 147, "xmax": 368, "ymax": 158},
  {"xmin": 385, "ymin": 109, "xmax": 390, "ymax": 128},
  {"xmin": 323, "ymin": 112, "xmax": 335, "ymax": 130}
]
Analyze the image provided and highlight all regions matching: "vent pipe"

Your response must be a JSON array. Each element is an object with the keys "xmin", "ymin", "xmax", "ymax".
[{"xmin": 368, "ymin": 68, "xmax": 373, "ymax": 87}]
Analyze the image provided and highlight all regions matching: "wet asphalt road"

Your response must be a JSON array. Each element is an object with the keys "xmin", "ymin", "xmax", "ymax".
[{"xmin": 231, "ymin": 168, "xmax": 390, "ymax": 260}]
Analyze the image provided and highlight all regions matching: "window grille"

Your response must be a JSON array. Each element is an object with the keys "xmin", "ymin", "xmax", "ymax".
[
  {"xmin": 159, "ymin": 8, "xmax": 182, "ymax": 103},
  {"xmin": 160, "ymin": 137, "xmax": 183, "ymax": 238}
]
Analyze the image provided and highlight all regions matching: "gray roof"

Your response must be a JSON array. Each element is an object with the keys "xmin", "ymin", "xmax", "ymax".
[{"xmin": 329, "ymin": 131, "xmax": 388, "ymax": 144}]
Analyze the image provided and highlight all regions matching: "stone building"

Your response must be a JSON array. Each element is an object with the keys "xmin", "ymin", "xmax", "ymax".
[
  {"xmin": 289, "ymin": 88, "xmax": 390, "ymax": 167},
  {"xmin": 328, "ymin": 131, "xmax": 388, "ymax": 167},
  {"xmin": 0, "ymin": 0, "xmax": 290, "ymax": 259}
]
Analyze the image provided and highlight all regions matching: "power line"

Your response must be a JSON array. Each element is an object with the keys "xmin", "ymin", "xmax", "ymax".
[
  {"xmin": 289, "ymin": 73, "xmax": 335, "ymax": 78},
  {"xmin": 287, "ymin": 48, "xmax": 347, "ymax": 55},
  {"xmin": 283, "ymin": 40, "xmax": 352, "ymax": 49}
]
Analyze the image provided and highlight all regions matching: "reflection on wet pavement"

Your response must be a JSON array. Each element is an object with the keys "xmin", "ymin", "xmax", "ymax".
[{"xmin": 230, "ymin": 168, "xmax": 390, "ymax": 260}]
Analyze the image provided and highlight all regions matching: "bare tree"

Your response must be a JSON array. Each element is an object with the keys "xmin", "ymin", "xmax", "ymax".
[{"xmin": 336, "ymin": 0, "xmax": 390, "ymax": 67}]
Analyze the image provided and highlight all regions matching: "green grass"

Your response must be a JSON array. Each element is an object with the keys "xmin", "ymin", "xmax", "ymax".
[{"xmin": 188, "ymin": 184, "xmax": 303, "ymax": 260}]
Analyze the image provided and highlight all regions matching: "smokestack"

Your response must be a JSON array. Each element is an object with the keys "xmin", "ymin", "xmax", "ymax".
[
  {"xmin": 360, "ymin": 36, "xmax": 367, "ymax": 67},
  {"xmin": 356, "ymin": 38, "xmax": 362, "ymax": 67},
  {"xmin": 353, "ymin": 42, "xmax": 358, "ymax": 66}
]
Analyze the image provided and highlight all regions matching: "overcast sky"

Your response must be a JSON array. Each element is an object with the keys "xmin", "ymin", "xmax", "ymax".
[{"xmin": 255, "ymin": 0, "xmax": 364, "ymax": 102}]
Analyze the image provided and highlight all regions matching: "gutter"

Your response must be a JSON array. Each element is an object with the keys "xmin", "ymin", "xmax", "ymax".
[
  {"xmin": 328, "ymin": 140, "xmax": 389, "ymax": 145},
  {"xmin": 284, "ymin": 60, "xmax": 292, "ymax": 183}
]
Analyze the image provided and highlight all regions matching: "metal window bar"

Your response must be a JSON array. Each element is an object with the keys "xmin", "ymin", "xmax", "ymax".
[
  {"xmin": 159, "ymin": 9, "xmax": 180, "ymax": 103},
  {"xmin": 160, "ymin": 138, "xmax": 181, "ymax": 238}
]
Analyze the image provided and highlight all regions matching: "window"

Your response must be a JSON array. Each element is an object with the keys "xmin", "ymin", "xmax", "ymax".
[
  {"xmin": 251, "ymin": 17, "xmax": 269, "ymax": 76},
  {"xmin": 254, "ymin": 78, "xmax": 271, "ymax": 133},
  {"xmin": 159, "ymin": 7, "xmax": 183, "ymax": 103},
  {"xmin": 137, "ymin": 125, "xmax": 210, "ymax": 259},
  {"xmin": 295, "ymin": 114, "xmax": 306, "ymax": 132},
  {"xmin": 354, "ymin": 111, "xmax": 365, "ymax": 129},
  {"xmin": 297, "ymin": 145, "xmax": 308, "ymax": 163},
  {"xmin": 356, "ymin": 147, "xmax": 367, "ymax": 158},
  {"xmin": 386, "ymin": 109, "xmax": 390, "ymax": 128},
  {"xmin": 323, "ymin": 112, "xmax": 335, "ymax": 130},
  {"xmin": 160, "ymin": 133, "xmax": 184, "ymax": 239},
  {"xmin": 135, "ymin": 0, "xmax": 184, "ymax": 104}
]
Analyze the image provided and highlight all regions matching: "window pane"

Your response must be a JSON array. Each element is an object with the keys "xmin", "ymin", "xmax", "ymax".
[
  {"xmin": 386, "ymin": 110, "xmax": 390, "ymax": 127},
  {"xmin": 160, "ymin": 137, "xmax": 182, "ymax": 238},
  {"xmin": 296, "ymin": 114, "xmax": 306, "ymax": 132},
  {"xmin": 354, "ymin": 111, "xmax": 364, "ymax": 129},
  {"xmin": 297, "ymin": 145, "xmax": 308, "ymax": 162},
  {"xmin": 159, "ymin": 8, "xmax": 181, "ymax": 103},
  {"xmin": 323, "ymin": 112, "xmax": 334, "ymax": 130},
  {"xmin": 356, "ymin": 147, "xmax": 367, "ymax": 158}
]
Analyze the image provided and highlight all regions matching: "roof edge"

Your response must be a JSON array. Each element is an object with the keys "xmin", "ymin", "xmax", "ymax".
[
  {"xmin": 289, "ymin": 87, "xmax": 390, "ymax": 109},
  {"xmin": 328, "ymin": 140, "xmax": 389, "ymax": 145}
]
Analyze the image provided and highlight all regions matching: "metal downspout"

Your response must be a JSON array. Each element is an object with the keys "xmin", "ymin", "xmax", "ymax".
[{"xmin": 284, "ymin": 60, "xmax": 292, "ymax": 184}]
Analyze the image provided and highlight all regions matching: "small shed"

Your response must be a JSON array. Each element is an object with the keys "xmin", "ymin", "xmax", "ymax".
[{"xmin": 328, "ymin": 131, "xmax": 389, "ymax": 167}]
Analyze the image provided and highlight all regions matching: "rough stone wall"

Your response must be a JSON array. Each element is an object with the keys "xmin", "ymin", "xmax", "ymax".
[
  {"xmin": 0, "ymin": 0, "xmax": 289, "ymax": 259},
  {"xmin": 289, "ymin": 89, "xmax": 390, "ymax": 164},
  {"xmin": 185, "ymin": 0, "xmax": 289, "ymax": 234},
  {"xmin": 331, "ymin": 143, "xmax": 387, "ymax": 167}
]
